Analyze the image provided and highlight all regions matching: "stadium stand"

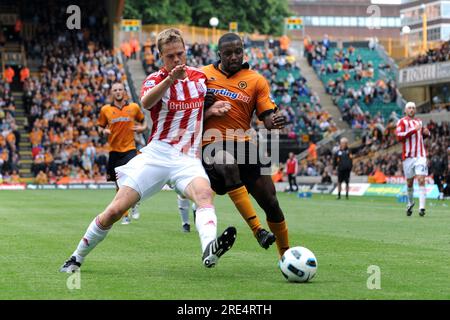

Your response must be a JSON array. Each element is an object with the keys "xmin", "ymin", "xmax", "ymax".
[
  {"xmin": 246, "ymin": 46, "xmax": 339, "ymax": 143},
  {"xmin": 409, "ymin": 40, "xmax": 450, "ymax": 66},
  {"xmin": 307, "ymin": 41, "xmax": 402, "ymax": 127},
  {"xmin": 0, "ymin": 78, "xmax": 21, "ymax": 180},
  {"xmin": 8, "ymin": 1, "xmax": 134, "ymax": 183}
]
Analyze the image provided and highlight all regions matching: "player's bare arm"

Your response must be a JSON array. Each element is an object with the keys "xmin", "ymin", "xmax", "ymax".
[
  {"xmin": 99, "ymin": 126, "xmax": 111, "ymax": 137},
  {"xmin": 133, "ymin": 118, "xmax": 148, "ymax": 133},
  {"xmin": 140, "ymin": 64, "xmax": 187, "ymax": 109},
  {"xmin": 263, "ymin": 110, "xmax": 286, "ymax": 130}
]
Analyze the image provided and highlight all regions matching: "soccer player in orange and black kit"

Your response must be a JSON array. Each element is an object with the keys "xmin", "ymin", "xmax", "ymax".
[
  {"xmin": 200, "ymin": 33, "xmax": 290, "ymax": 257},
  {"xmin": 98, "ymin": 82, "xmax": 148, "ymax": 224}
]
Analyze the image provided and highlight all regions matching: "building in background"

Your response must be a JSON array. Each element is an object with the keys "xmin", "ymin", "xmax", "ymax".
[
  {"xmin": 289, "ymin": 0, "xmax": 402, "ymax": 41},
  {"xmin": 401, "ymin": 0, "xmax": 450, "ymax": 44}
]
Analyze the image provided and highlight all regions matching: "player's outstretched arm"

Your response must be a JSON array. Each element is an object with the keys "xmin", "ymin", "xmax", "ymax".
[{"xmin": 141, "ymin": 65, "xmax": 187, "ymax": 110}]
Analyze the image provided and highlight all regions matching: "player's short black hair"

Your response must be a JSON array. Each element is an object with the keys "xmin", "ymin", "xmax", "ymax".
[{"xmin": 218, "ymin": 33, "xmax": 242, "ymax": 50}]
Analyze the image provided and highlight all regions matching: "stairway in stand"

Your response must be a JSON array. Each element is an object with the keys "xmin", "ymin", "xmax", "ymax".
[{"xmin": 12, "ymin": 91, "xmax": 34, "ymax": 180}]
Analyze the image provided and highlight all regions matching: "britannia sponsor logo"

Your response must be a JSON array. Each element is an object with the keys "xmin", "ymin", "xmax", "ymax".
[{"xmin": 168, "ymin": 100, "xmax": 204, "ymax": 111}]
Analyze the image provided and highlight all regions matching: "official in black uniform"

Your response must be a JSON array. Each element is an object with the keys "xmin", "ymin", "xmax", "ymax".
[
  {"xmin": 333, "ymin": 137, "xmax": 353, "ymax": 200},
  {"xmin": 429, "ymin": 148, "xmax": 448, "ymax": 200}
]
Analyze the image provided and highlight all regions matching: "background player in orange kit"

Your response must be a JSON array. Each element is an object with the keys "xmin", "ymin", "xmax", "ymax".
[{"xmin": 98, "ymin": 82, "xmax": 148, "ymax": 224}]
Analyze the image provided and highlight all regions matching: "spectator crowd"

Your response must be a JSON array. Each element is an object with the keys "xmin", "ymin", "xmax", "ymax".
[
  {"xmin": 0, "ymin": 79, "xmax": 21, "ymax": 180},
  {"xmin": 10, "ymin": 1, "xmax": 138, "ymax": 184},
  {"xmin": 410, "ymin": 40, "xmax": 450, "ymax": 66}
]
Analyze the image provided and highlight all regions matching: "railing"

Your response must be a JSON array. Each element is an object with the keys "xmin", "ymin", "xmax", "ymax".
[
  {"xmin": 141, "ymin": 24, "xmax": 270, "ymax": 44},
  {"xmin": 308, "ymin": 35, "xmax": 443, "ymax": 61}
]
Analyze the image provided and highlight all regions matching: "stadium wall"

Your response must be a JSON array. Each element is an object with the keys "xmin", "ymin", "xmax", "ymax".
[
  {"xmin": 1, "ymin": 180, "xmax": 439, "ymax": 199},
  {"xmin": 416, "ymin": 111, "xmax": 450, "ymax": 124}
]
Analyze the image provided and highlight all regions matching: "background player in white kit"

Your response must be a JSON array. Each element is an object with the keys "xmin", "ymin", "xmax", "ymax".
[
  {"xmin": 60, "ymin": 28, "xmax": 235, "ymax": 272},
  {"xmin": 396, "ymin": 102, "xmax": 430, "ymax": 217}
]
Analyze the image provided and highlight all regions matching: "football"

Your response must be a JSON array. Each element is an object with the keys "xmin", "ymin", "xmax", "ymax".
[{"xmin": 279, "ymin": 246, "xmax": 318, "ymax": 283}]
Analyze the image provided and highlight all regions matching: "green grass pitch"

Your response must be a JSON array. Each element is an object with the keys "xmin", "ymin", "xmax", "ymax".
[{"xmin": 0, "ymin": 190, "xmax": 449, "ymax": 300}]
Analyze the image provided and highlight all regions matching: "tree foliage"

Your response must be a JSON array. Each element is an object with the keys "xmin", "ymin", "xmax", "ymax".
[{"xmin": 123, "ymin": 0, "xmax": 290, "ymax": 35}]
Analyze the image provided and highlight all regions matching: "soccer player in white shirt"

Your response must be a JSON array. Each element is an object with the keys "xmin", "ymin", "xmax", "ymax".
[
  {"xmin": 396, "ymin": 102, "xmax": 430, "ymax": 217},
  {"xmin": 60, "ymin": 29, "xmax": 235, "ymax": 273}
]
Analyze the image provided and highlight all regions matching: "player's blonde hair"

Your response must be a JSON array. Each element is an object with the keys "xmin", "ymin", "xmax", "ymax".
[{"xmin": 156, "ymin": 28, "xmax": 185, "ymax": 54}]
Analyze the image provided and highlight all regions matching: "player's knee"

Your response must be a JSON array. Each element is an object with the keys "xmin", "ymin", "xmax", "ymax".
[
  {"xmin": 105, "ymin": 205, "xmax": 126, "ymax": 220},
  {"xmin": 195, "ymin": 187, "xmax": 214, "ymax": 205},
  {"xmin": 265, "ymin": 196, "xmax": 284, "ymax": 222},
  {"xmin": 267, "ymin": 195, "xmax": 281, "ymax": 211}
]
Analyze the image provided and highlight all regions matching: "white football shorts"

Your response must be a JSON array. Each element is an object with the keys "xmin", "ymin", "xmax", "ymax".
[
  {"xmin": 115, "ymin": 140, "xmax": 209, "ymax": 200},
  {"xmin": 402, "ymin": 157, "xmax": 428, "ymax": 180}
]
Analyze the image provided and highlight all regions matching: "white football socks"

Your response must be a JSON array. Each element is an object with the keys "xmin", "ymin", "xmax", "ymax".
[
  {"xmin": 407, "ymin": 187, "xmax": 414, "ymax": 205},
  {"xmin": 177, "ymin": 195, "xmax": 190, "ymax": 225},
  {"xmin": 72, "ymin": 216, "xmax": 111, "ymax": 263},
  {"xmin": 419, "ymin": 186, "xmax": 426, "ymax": 210},
  {"xmin": 195, "ymin": 206, "xmax": 217, "ymax": 252}
]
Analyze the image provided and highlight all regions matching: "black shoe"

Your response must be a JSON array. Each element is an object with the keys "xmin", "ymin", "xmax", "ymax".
[
  {"xmin": 59, "ymin": 256, "xmax": 81, "ymax": 273},
  {"xmin": 202, "ymin": 226, "xmax": 237, "ymax": 268},
  {"xmin": 406, "ymin": 201, "xmax": 415, "ymax": 216},
  {"xmin": 419, "ymin": 209, "xmax": 426, "ymax": 217},
  {"xmin": 182, "ymin": 223, "xmax": 190, "ymax": 233},
  {"xmin": 255, "ymin": 228, "xmax": 276, "ymax": 249},
  {"xmin": 346, "ymin": 195, "xmax": 349, "ymax": 200},
  {"xmin": 336, "ymin": 196, "xmax": 341, "ymax": 200}
]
